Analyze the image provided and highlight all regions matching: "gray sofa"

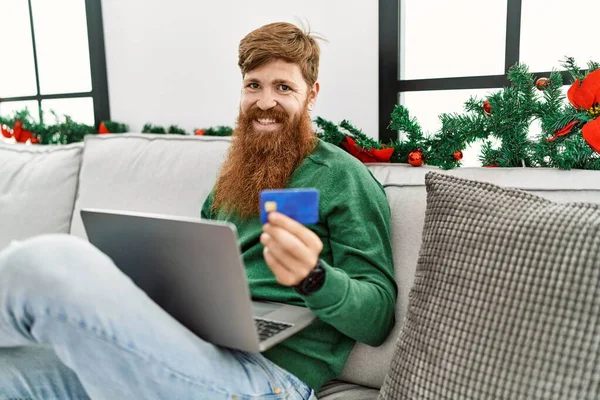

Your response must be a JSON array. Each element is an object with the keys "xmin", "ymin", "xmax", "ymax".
[{"xmin": 2, "ymin": 133, "xmax": 600, "ymax": 399}]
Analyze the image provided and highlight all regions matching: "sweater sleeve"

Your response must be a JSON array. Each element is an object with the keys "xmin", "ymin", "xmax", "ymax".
[
  {"xmin": 200, "ymin": 191, "xmax": 214, "ymax": 219},
  {"xmin": 302, "ymin": 165, "xmax": 397, "ymax": 347}
]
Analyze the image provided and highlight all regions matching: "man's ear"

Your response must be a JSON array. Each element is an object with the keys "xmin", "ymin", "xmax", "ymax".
[{"xmin": 309, "ymin": 82, "xmax": 320, "ymax": 104}]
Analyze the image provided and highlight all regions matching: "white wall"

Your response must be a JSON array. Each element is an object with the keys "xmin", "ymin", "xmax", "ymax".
[{"xmin": 101, "ymin": 0, "xmax": 379, "ymax": 138}]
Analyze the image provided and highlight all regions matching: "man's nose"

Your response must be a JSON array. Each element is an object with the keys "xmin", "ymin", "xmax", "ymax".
[{"xmin": 256, "ymin": 91, "xmax": 277, "ymax": 110}]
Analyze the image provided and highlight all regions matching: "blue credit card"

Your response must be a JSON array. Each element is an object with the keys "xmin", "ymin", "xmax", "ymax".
[{"xmin": 260, "ymin": 188, "xmax": 319, "ymax": 225}]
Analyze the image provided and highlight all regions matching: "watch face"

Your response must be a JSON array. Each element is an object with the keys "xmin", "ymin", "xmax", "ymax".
[{"xmin": 301, "ymin": 263, "xmax": 326, "ymax": 295}]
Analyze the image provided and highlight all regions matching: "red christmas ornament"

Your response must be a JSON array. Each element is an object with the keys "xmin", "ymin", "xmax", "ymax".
[
  {"xmin": 98, "ymin": 122, "xmax": 110, "ymax": 134},
  {"xmin": 453, "ymin": 150, "xmax": 463, "ymax": 161},
  {"xmin": 194, "ymin": 129, "xmax": 206, "ymax": 136},
  {"xmin": 483, "ymin": 99, "xmax": 492, "ymax": 116},
  {"xmin": 408, "ymin": 149, "xmax": 423, "ymax": 167},
  {"xmin": 536, "ymin": 77, "xmax": 550, "ymax": 90}
]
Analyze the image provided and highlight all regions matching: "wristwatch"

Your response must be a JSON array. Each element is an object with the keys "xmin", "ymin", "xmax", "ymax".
[{"xmin": 295, "ymin": 261, "xmax": 326, "ymax": 296}]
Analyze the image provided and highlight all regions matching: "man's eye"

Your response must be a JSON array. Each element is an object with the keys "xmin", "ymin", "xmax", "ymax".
[
  {"xmin": 279, "ymin": 84, "xmax": 290, "ymax": 91},
  {"xmin": 248, "ymin": 83, "xmax": 259, "ymax": 89}
]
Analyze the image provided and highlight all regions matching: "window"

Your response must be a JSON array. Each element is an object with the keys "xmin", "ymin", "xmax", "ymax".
[
  {"xmin": 380, "ymin": 0, "xmax": 600, "ymax": 165},
  {"xmin": 399, "ymin": 1, "xmax": 507, "ymax": 80},
  {"xmin": 401, "ymin": 88, "xmax": 501, "ymax": 166},
  {"xmin": 0, "ymin": 0, "xmax": 109, "ymax": 126},
  {"xmin": 520, "ymin": 0, "xmax": 600, "ymax": 72}
]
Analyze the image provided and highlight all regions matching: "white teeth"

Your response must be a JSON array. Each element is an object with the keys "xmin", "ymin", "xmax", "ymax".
[{"xmin": 257, "ymin": 119, "xmax": 276, "ymax": 125}]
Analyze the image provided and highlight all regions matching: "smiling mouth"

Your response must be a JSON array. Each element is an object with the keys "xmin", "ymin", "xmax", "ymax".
[{"xmin": 256, "ymin": 118, "xmax": 279, "ymax": 126}]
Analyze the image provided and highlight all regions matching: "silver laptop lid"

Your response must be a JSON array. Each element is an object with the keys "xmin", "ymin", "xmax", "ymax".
[{"xmin": 80, "ymin": 208, "xmax": 262, "ymax": 352}]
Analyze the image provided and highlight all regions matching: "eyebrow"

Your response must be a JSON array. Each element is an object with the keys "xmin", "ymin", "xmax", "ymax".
[
  {"xmin": 243, "ymin": 77, "xmax": 298, "ymax": 88},
  {"xmin": 272, "ymin": 79, "xmax": 297, "ymax": 87}
]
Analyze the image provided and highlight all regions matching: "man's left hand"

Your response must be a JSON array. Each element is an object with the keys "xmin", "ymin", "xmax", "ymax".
[{"xmin": 260, "ymin": 211, "xmax": 323, "ymax": 286}]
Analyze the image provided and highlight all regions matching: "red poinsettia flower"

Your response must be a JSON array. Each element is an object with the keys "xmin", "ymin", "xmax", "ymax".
[
  {"xmin": 1, "ymin": 124, "xmax": 11, "ymax": 138},
  {"xmin": 566, "ymin": 69, "xmax": 600, "ymax": 151},
  {"xmin": 568, "ymin": 69, "xmax": 600, "ymax": 111},
  {"xmin": 546, "ymin": 120, "xmax": 580, "ymax": 142},
  {"xmin": 2, "ymin": 120, "xmax": 39, "ymax": 143},
  {"xmin": 98, "ymin": 122, "xmax": 110, "ymax": 134},
  {"xmin": 582, "ymin": 119, "xmax": 600, "ymax": 152},
  {"xmin": 341, "ymin": 136, "xmax": 394, "ymax": 163},
  {"xmin": 13, "ymin": 120, "xmax": 38, "ymax": 143}
]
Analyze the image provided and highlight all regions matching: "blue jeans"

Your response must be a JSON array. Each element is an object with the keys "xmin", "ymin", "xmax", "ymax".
[{"xmin": 0, "ymin": 234, "xmax": 316, "ymax": 399}]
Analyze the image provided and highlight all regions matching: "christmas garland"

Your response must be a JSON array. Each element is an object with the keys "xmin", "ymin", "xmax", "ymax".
[
  {"xmin": 0, "ymin": 109, "xmax": 232, "ymax": 145},
  {"xmin": 2, "ymin": 58, "xmax": 599, "ymax": 170},
  {"xmin": 388, "ymin": 58, "xmax": 600, "ymax": 169},
  {"xmin": 320, "ymin": 57, "xmax": 599, "ymax": 170}
]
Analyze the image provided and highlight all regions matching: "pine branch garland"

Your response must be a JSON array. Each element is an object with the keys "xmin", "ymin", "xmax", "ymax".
[
  {"xmin": 315, "ymin": 117, "xmax": 346, "ymax": 146},
  {"xmin": 339, "ymin": 120, "xmax": 380, "ymax": 149},
  {"xmin": 378, "ymin": 58, "xmax": 600, "ymax": 169},
  {"xmin": 563, "ymin": 57, "xmax": 585, "ymax": 80},
  {"xmin": 167, "ymin": 125, "xmax": 187, "ymax": 135},
  {"xmin": 102, "ymin": 121, "xmax": 129, "ymax": 133},
  {"xmin": 142, "ymin": 123, "xmax": 166, "ymax": 134},
  {"xmin": 202, "ymin": 126, "xmax": 233, "ymax": 136},
  {"xmin": 3, "ymin": 58, "xmax": 599, "ymax": 170}
]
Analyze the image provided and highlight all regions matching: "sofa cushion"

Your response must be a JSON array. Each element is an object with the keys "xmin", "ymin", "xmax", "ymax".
[
  {"xmin": 317, "ymin": 380, "xmax": 379, "ymax": 400},
  {"xmin": 368, "ymin": 163, "xmax": 600, "ymax": 195},
  {"xmin": 340, "ymin": 165, "xmax": 600, "ymax": 389},
  {"xmin": 70, "ymin": 134, "xmax": 230, "ymax": 239},
  {"xmin": 379, "ymin": 172, "xmax": 600, "ymax": 399},
  {"xmin": 0, "ymin": 142, "xmax": 83, "ymax": 250}
]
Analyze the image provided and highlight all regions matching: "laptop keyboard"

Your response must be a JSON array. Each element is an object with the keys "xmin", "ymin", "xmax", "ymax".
[{"xmin": 254, "ymin": 318, "xmax": 293, "ymax": 341}]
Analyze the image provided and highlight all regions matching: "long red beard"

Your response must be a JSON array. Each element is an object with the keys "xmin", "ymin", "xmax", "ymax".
[{"xmin": 212, "ymin": 103, "xmax": 316, "ymax": 219}]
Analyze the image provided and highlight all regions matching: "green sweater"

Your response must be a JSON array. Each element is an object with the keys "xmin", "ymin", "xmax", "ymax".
[{"xmin": 201, "ymin": 140, "xmax": 397, "ymax": 392}]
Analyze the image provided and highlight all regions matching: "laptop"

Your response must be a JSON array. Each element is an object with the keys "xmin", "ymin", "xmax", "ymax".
[{"xmin": 80, "ymin": 208, "xmax": 316, "ymax": 353}]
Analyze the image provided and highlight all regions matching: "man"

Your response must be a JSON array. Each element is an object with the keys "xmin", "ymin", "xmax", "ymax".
[{"xmin": 0, "ymin": 22, "xmax": 396, "ymax": 399}]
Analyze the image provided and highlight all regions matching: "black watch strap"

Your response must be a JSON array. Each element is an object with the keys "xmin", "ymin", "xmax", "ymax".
[{"xmin": 295, "ymin": 261, "xmax": 326, "ymax": 296}]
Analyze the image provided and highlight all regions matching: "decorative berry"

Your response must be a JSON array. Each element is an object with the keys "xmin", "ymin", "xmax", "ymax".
[
  {"xmin": 483, "ymin": 100, "xmax": 492, "ymax": 116},
  {"xmin": 536, "ymin": 77, "xmax": 550, "ymax": 90},
  {"xmin": 408, "ymin": 150, "xmax": 424, "ymax": 167}
]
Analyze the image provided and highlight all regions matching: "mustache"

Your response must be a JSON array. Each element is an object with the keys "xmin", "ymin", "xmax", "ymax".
[{"xmin": 243, "ymin": 106, "xmax": 289, "ymax": 124}]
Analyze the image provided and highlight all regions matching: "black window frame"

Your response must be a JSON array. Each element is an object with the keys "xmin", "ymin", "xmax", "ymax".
[
  {"xmin": 379, "ymin": 0, "xmax": 574, "ymax": 143},
  {"xmin": 0, "ymin": 0, "xmax": 110, "ymax": 126}
]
